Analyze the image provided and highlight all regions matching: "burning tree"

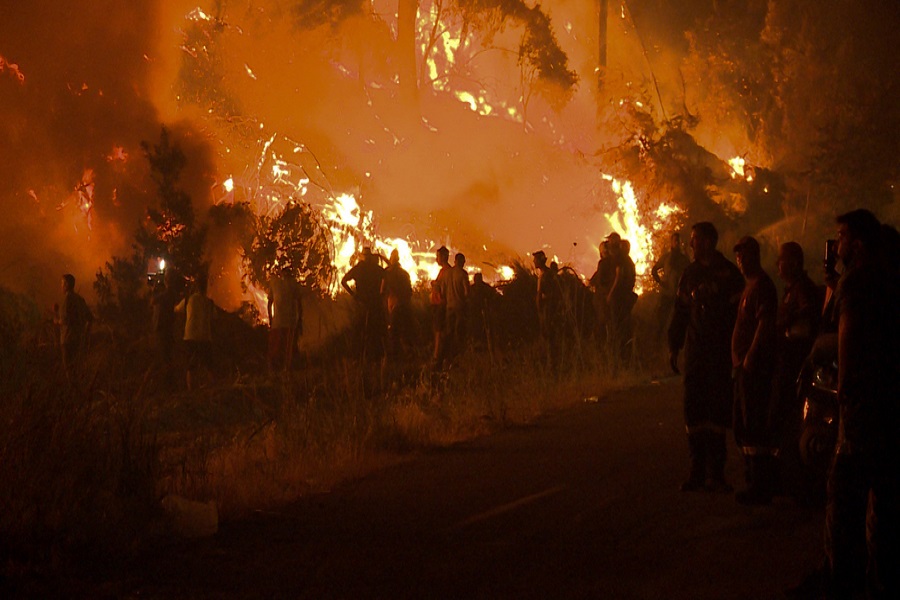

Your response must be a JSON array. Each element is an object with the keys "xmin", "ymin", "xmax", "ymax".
[
  {"xmin": 288, "ymin": 0, "xmax": 578, "ymax": 116},
  {"xmin": 137, "ymin": 128, "xmax": 209, "ymax": 280},
  {"xmin": 214, "ymin": 200, "xmax": 336, "ymax": 303},
  {"xmin": 95, "ymin": 128, "xmax": 208, "ymax": 334}
]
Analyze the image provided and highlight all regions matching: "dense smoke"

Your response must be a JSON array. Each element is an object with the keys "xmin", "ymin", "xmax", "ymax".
[
  {"xmin": 2, "ymin": 0, "xmax": 898, "ymax": 311},
  {"xmin": 0, "ymin": 1, "xmax": 216, "ymax": 303}
]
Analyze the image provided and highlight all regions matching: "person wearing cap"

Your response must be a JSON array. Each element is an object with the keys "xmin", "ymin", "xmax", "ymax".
[
  {"xmin": 731, "ymin": 235, "xmax": 779, "ymax": 505},
  {"xmin": 668, "ymin": 222, "xmax": 744, "ymax": 493},
  {"xmin": 341, "ymin": 247, "xmax": 385, "ymax": 359}
]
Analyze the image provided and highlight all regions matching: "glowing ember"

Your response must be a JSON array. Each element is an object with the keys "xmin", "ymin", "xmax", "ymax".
[
  {"xmin": 728, "ymin": 156, "xmax": 747, "ymax": 180},
  {"xmin": 186, "ymin": 7, "xmax": 212, "ymax": 22}
]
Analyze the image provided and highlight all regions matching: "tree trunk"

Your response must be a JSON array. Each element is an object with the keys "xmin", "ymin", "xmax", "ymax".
[{"xmin": 397, "ymin": 0, "xmax": 420, "ymax": 113}]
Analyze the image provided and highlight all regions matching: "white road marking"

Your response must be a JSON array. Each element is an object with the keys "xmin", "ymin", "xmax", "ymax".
[{"xmin": 453, "ymin": 485, "xmax": 566, "ymax": 529}]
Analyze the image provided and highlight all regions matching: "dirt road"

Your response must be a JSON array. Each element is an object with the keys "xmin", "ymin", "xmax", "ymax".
[{"xmin": 107, "ymin": 377, "xmax": 823, "ymax": 599}]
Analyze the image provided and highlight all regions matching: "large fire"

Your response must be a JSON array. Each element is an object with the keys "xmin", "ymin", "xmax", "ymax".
[{"xmin": 0, "ymin": 1, "xmax": 778, "ymax": 313}]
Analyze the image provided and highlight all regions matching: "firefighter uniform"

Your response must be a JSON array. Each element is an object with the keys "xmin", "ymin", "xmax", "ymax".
[
  {"xmin": 669, "ymin": 250, "xmax": 744, "ymax": 488},
  {"xmin": 774, "ymin": 270, "xmax": 821, "ymax": 500},
  {"xmin": 731, "ymin": 266, "xmax": 779, "ymax": 504}
]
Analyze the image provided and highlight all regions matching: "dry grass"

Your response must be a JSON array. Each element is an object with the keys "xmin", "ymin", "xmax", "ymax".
[{"xmin": 0, "ymin": 304, "xmax": 663, "ymax": 581}]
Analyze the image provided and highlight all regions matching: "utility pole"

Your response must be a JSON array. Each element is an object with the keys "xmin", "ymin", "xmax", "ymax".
[{"xmin": 598, "ymin": 0, "xmax": 608, "ymax": 92}]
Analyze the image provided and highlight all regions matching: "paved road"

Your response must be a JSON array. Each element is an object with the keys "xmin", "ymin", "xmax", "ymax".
[{"xmin": 116, "ymin": 378, "xmax": 823, "ymax": 599}]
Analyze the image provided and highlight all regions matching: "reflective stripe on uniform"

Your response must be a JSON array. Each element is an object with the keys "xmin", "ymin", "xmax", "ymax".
[{"xmin": 685, "ymin": 422, "xmax": 726, "ymax": 435}]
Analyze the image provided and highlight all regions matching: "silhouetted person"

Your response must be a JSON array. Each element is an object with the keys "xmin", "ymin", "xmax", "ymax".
[
  {"xmin": 341, "ymin": 247, "xmax": 385, "ymax": 360},
  {"xmin": 151, "ymin": 268, "xmax": 180, "ymax": 365},
  {"xmin": 731, "ymin": 236, "xmax": 779, "ymax": 505},
  {"xmin": 589, "ymin": 238, "xmax": 616, "ymax": 341},
  {"xmin": 668, "ymin": 222, "xmax": 744, "ymax": 492},
  {"xmin": 609, "ymin": 238, "xmax": 637, "ymax": 356},
  {"xmin": 430, "ymin": 246, "xmax": 451, "ymax": 368},
  {"xmin": 381, "ymin": 249, "xmax": 414, "ymax": 362},
  {"xmin": 773, "ymin": 241, "xmax": 821, "ymax": 500},
  {"xmin": 445, "ymin": 252, "xmax": 469, "ymax": 357},
  {"xmin": 468, "ymin": 272, "xmax": 498, "ymax": 350},
  {"xmin": 58, "ymin": 273, "xmax": 93, "ymax": 382},
  {"xmin": 267, "ymin": 267, "xmax": 302, "ymax": 372},
  {"xmin": 175, "ymin": 275, "xmax": 214, "ymax": 391},
  {"xmin": 823, "ymin": 209, "xmax": 899, "ymax": 598},
  {"xmin": 652, "ymin": 231, "xmax": 690, "ymax": 340},
  {"xmin": 533, "ymin": 250, "xmax": 561, "ymax": 344}
]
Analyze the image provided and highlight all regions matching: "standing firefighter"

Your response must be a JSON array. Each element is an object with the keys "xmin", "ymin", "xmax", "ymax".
[
  {"xmin": 774, "ymin": 241, "xmax": 820, "ymax": 500},
  {"xmin": 731, "ymin": 236, "xmax": 779, "ymax": 505},
  {"xmin": 668, "ymin": 222, "xmax": 744, "ymax": 492}
]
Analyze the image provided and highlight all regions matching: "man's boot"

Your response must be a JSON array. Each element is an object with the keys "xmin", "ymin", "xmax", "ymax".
[
  {"xmin": 706, "ymin": 430, "xmax": 733, "ymax": 492},
  {"xmin": 681, "ymin": 431, "xmax": 706, "ymax": 491},
  {"xmin": 736, "ymin": 455, "xmax": 774, "ymax": 505}
]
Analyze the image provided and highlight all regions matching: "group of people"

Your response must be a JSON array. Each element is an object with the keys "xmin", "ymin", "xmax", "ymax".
[
  {"xmin": 55, "ymin": 270, "xmax": 219, "ymax": 390},
  {"xmin": 340, "ymin": 245, "xmax": 499, "ymax": 370},
  {"xmin": 666, "ymin": 211, "xmax": 898, "ymax": 599},
  {"xmin": 588, "ymin": 232, "xmax": 639, "ymax": 355}
]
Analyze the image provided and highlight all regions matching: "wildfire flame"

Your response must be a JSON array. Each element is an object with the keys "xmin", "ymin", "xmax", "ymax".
[
  {"xmin": 728, "ymin": 156, "xmax": 753, "ymax": 182},
  {"xmin": 602, "ymin": 174, "xmax": 681, "ymax": 294},
  {"xmin": 418, "ymin": 2, "xmax": 522, "ymax": 123}
]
